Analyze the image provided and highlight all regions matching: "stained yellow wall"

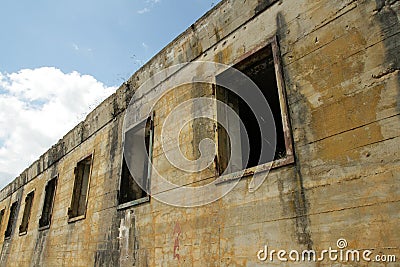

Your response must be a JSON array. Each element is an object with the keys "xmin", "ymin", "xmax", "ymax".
[{"xmin": 0, "ymin": 0, "xmax": 398, "ymax": 266}]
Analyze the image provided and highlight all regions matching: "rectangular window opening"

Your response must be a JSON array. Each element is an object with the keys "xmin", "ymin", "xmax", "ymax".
[
  {"xmin": 5, "ymin": 202, "xmax": 18, "ymax": 238},
  {"xmin": 19, "ymin": 191, "xmax": 35, "ymax": 234},
  {"xmin": 68, "ymin": 155, "xmax": 93, "ymax": 220},
  {"xmin": 39, "ymin": 177, "xmax": 58, "ymax": 228},
  {"xmin": 0, "ymin": 209, "xmax": 5, "ymax": 230},
  {"xmin": 118, "ymin": 116, "xmax": 153, "ymax": 206},
  {"xmin": 216, "ymin": 39, "xmax": 292, "ymax": 175}
]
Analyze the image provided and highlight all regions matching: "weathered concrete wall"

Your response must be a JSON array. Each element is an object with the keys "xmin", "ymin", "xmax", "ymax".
[{"xmin": 0, "ymin": 0, "xmax": 398, "ymax": 266}]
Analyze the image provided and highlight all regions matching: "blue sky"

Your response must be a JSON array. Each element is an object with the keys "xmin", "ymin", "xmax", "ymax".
[
  {"xmin": 1, "ymin": 0, "xmax": 218, "ymax": 86},
  {"xmin": 0, "ymin": 0, "xmax": 219, "ymax": 188}
]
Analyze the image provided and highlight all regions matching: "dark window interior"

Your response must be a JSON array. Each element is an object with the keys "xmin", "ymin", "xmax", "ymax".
[
  {"xmin": 68, "ymin": 155, "xmax": 92, "ymax": 219},
  {"xmin": 119, "ymin": 117, "xmax": 152, "ymax": 204},
  {"xmin": 216, "ymin": 44, "xmax": 286, "ymax": 174},
  {"xmin": 39, "ymin": 177, "xmax": 57, "ymax": 228},
  {"xmin": 19, "ymin": 191, "xmax": 35, "ymax": 233},
  {"xmin": 5, "ymin": 202, "xmax": 18, "ymax": 238},
  {"xmin": 0, "ymin": 209, "xmax": 5, "ymax": 230}
]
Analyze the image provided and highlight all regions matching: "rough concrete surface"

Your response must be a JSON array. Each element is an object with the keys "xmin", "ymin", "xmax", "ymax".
[{"xmin": 0, "ymin": 0, "xmax": 399, "ymax": 266}]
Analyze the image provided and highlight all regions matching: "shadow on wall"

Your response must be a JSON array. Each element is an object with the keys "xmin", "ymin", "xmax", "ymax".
[{"xmin": 275, "ymin": 11, "xmax": 314, "ymax": 250}]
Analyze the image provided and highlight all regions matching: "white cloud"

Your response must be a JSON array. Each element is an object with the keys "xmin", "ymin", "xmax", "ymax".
[
  {"xmin": 0, "ymin": 67, "xmax": 116, "ymax": 189},
  {"xmin": 137, "ymin": 7, "xmax": 150, "ymax": 14},
  {"xmin": 142, "ymin": 42, "xmax": 149, "ymax": 50},
  {"xmin": 137, "ymin": 0, "xmax": 161, "ymax": 14},
  {"xmin": 72, "ymin": 43, "xmax": 79, "ymax": 51},
  {"xmin": 72, "ymin": 43, "xmax": 93, "ymax": 53}
]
